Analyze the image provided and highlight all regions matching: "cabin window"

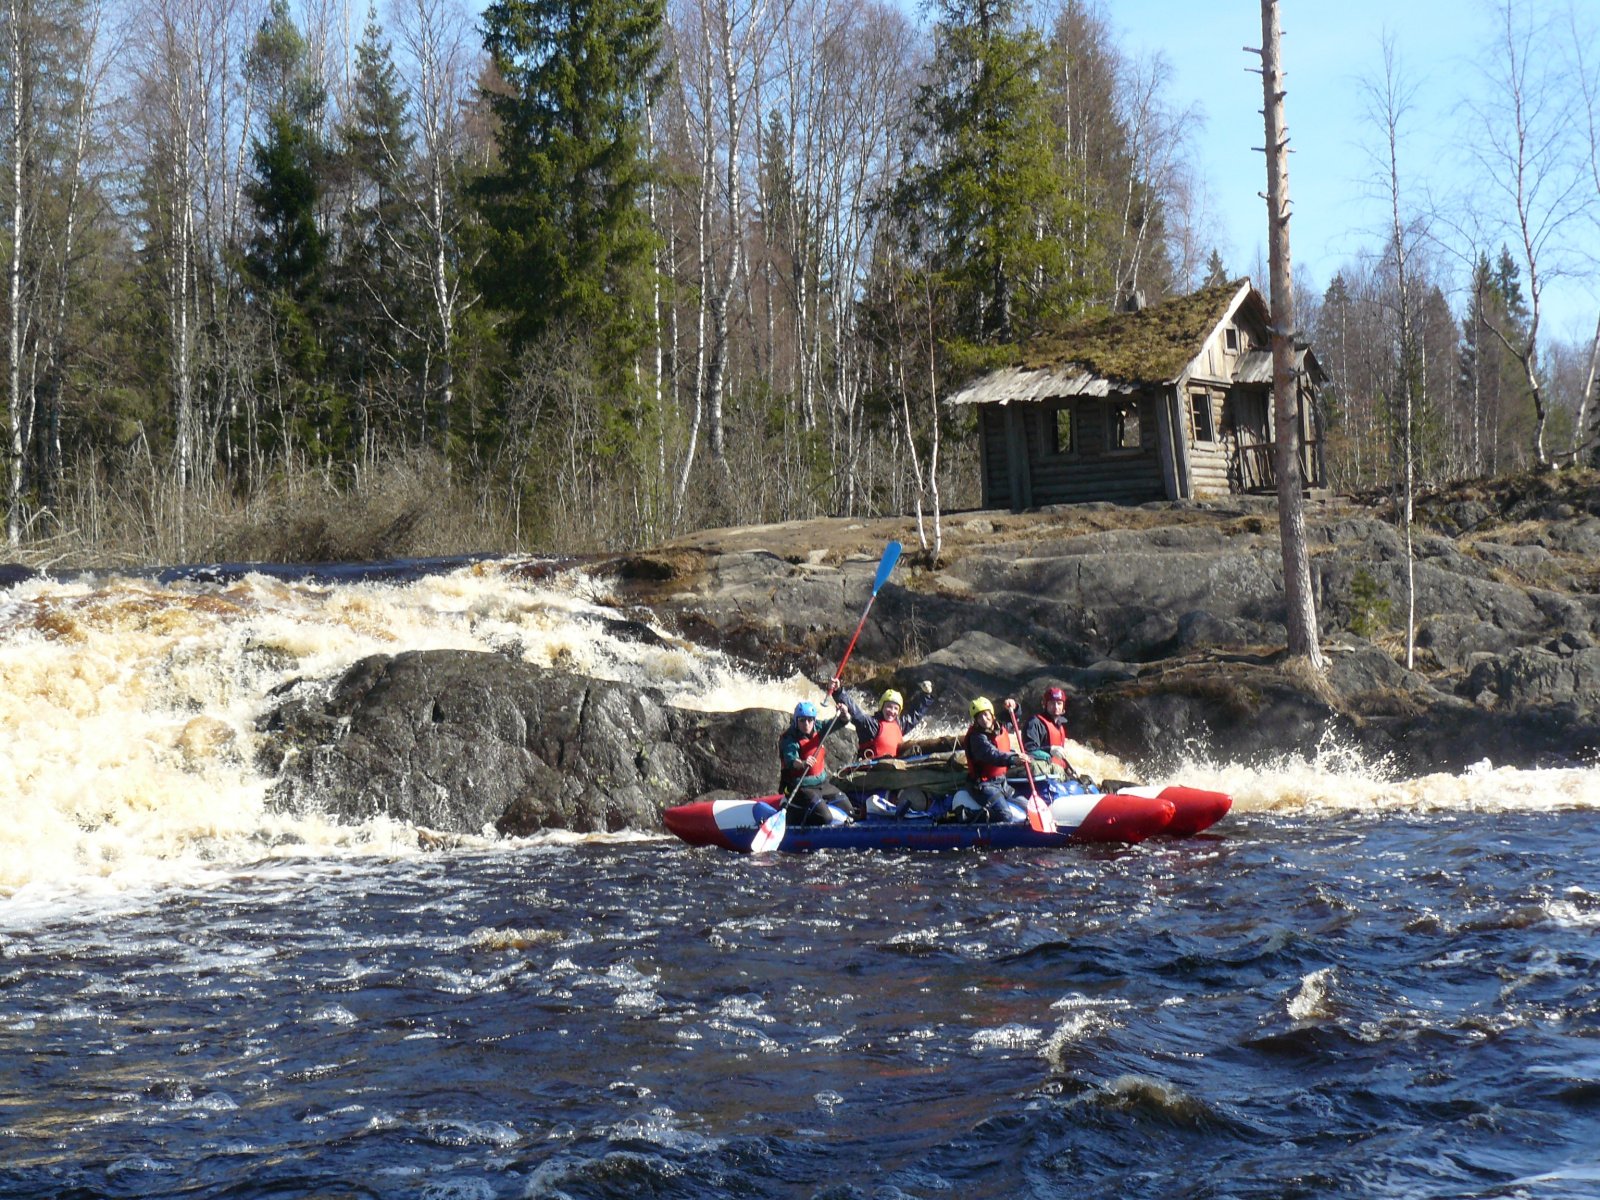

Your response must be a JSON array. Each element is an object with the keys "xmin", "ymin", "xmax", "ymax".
[
  {"xmin": 1190, "ymin": 391, "xmax": 1216, "ymax": 442},
  {"xmin": 1106, "ymin": 400, "xmax": 1141, "ymax": 451},
  {"xmin": 1052, "ymin": 406, "xmax": 1073, "ymax": 455},
  {"xmin": 1224, "ymin": 327, "xmax": 1239, "ymax": 353}
]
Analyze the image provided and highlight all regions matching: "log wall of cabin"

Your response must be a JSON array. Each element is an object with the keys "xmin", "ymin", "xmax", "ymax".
[
  {"xmin": 979, "ymin": 406, "xmax": 1013, "ymax": 507},
  {"xmin": 979, "ymin": 396, "xmax": 1166, "ymax": 508}
]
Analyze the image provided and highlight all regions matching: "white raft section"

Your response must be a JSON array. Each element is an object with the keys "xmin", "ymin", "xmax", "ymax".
[
  {"xmin": 711, "ymin": 799, "xmax": 774, "ymax": 831},
  {"xmin": 2, "ymin": 561, "xmax": 1598, "ymax": 909}
]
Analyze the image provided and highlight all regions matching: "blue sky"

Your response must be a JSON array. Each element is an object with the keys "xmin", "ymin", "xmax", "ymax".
[{"xmin": 1108, "ymin": 0, "xmax": 1596, "ymax": 339}]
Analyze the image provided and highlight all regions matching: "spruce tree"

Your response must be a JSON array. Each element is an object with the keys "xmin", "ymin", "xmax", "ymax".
[
  {"xmin": 1202, "ymin": 249, "xmax": 1229, "ymax": 288},
  {"xmin": 891, "ymin": 0, "xmax": 1089, "ymax": 346},
  {"xmin": 474, "ymin": 0, "xmax": 664, "ymax": 371},
  {"xmin": 329, "ymin": 10, "xmax": 417, "ymax": 440},
  {"xmin": 243, "ymin": 0, "xmax": 326, "ymax": 300},
  {"xmin": 242, "ymin": 0, "xmax": 334, "ymax": 453}
]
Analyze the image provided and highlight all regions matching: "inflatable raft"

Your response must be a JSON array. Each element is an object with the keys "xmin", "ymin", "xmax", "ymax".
[{"xmin": 662, "ymin": 754, "xmax": 1230, "ymax": 853}]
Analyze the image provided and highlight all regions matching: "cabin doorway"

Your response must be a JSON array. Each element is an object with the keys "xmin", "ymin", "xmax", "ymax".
[{"xmin": 1229, "ymin": 385, "xmax": 1274, "ymax": 492}]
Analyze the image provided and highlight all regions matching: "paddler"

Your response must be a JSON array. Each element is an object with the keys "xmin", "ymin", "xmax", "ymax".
[
  {"xmin": 829, "ymin": 678, "xmax": 935, "ymax": 761},
  {"xmin": 1023, "ymin": 686, "xmax": 1077, "ymax": 774},
  {"xmin": 778, "ymin": 699, "xmax": 852, "ymax": 826},
  {"xmin": 954, "ymin": 697, "xmax": 1028, "ymax": 822},
  {"xmin": 828, "ymin": 678, "xmax": 936, "ymax": 818}
]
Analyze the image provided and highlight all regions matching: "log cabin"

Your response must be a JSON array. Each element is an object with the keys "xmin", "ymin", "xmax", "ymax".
[{"xmin": 945, "ymin": 279, "xmax": 1328, "ymax": 509}]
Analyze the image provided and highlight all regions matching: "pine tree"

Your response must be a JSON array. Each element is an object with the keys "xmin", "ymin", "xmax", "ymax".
[
  {"xmin": 891, "ymin": 0, "xmax": 1090, "ymax": 346},
  {"xmin": 474, "ymin": 0, "xmax": 664, "ymax": 371}
]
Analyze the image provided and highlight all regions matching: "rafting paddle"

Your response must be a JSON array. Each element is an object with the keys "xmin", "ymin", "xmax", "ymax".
[
  {"xmin": 750, "ymin": 540, "xmax": 904, "ymax": 853},
  {"xmin": 1006, "ymin": 704, "xmax": 1057, "ymax": 835}
]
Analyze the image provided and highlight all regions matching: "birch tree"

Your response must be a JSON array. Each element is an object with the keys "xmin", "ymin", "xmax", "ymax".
[
  {"xmin": 393, "ymin": 0, "xmax": 477, "ymax": 447},
  {"xmin": 30, "ymin": 0, "xmax": 109, "ymax": 516},
  {"xmin": 1465, "ymin": 0, "xmax": 1584, "ymax": 466},
  {"xmin": 4, "ymin": 0, "xmax": 38, "ymax": 545},
  {"xmin": 1567, "ymin": 0, "xmax": 1600, "ymax": 462},
  {"xmin": 2, "ymin": 0, "xmax": 108, "ymax": 543}
]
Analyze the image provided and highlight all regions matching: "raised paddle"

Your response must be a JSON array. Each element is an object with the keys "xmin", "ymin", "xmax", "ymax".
[
  {"xmin": 1006, "ymin": 704, "xmax": 1057, "ymax": 835},
  {"xmin": 750, "ymin": 540, "xmax": 903, "ymax": 853}
]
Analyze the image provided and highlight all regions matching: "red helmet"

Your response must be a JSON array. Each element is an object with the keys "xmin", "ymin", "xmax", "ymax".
[{"xmin": 1044, "ymin": 686, "xmax": 1068, "ymax": 710}]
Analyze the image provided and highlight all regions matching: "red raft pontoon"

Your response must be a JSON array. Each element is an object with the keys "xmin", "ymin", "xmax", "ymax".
[{"xmin": 662, "ymin": 779, "xmax": 1231, "ymax": 854}]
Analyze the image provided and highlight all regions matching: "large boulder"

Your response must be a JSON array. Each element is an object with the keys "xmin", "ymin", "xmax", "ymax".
[{"xmin": 256, "ymin": 649, "xmax": 843, "ymax": 836}]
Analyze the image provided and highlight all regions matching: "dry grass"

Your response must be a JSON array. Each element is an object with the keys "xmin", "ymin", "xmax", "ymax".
[{"xmin": 12, "ymin": 449, "xmax": 529, "ymax": 569}]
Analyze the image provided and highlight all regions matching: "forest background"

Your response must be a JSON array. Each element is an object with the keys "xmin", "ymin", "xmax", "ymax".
[{"xmin": 2, "ymin": 0, "xmax": 1597, "ymax": 567}]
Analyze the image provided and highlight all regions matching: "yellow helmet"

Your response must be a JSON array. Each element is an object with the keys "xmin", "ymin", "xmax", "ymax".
[
  {"xmin": 969, "ymin": 696, "xmax": 995, "ymax": 718},
  {"xmin": 879, "ymin": 689, "xmax": 904, "ymax": 710}
]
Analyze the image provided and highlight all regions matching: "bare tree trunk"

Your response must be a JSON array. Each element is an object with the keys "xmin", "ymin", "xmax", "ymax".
[
  {"xmin": 924, "ymin": 275, "xmax": 941, "ymax": 562},
  {"xmin": 1257, "ymin": 0, "xmax": 1323, "ymax": 671},
  {"xmin": 6, "ymin": 0, "xmax": 28, "ymax": 547},
  {"xmin": 1470, "ymin": 0, "xmax": 1575, "ymax": 468},
  {"xmin": 37, "ymin": 0, "xmax": 107, "ymax": 518},
  {"xmin": 645, "ymin": 94, "xmax": 668, "ymax": 536},
  {"xmin": 1472, "ymin": 282, "xmax": 1483, "ymax": 476},
  {"xmin": 1576, "ymin": 309, "xmax": 1600, "ymax": 462},
  {"xmin": 1568, "ymin": 6, "xmax": 1600, "ymax": 465},
  {"xmin": 396, "ymin": 0, "xmax": 477, "ymax": 455}
]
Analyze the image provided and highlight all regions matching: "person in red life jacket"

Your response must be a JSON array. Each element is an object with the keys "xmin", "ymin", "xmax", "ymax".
[
  {"xmin": 778, "ymin": 699, "xmax": 851, "ymax": 826},
  {"xmin": 1023, "ymin": 686, "xmax": 1076, "ymax": 771},
  {"xmin": 954, "ymin": 696, "xmax": 1028, "ymax": 822},
  {"xmin": 830, "ymin": 679, "xmax": 935, "ymax": 760}
]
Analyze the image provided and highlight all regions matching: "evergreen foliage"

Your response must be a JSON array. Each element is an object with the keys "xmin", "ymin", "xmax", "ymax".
[
  {"xmin": 242, "ymin": 1, "xmax": 327, "ymax": 308},
  {"xmin": 328, "ymin": 11, "xmax": 418, "ymax": 443},
  {"xmin": 474, "ymin": 0, "xmax": 664, "ymax": 369},
  {"xmin": 890, "ymin": 0, "xmax": 1091, "ymax": 347},
  {"xmin": 1203, "ymin": 249, "xmax": 1229, "ymax": 287}
]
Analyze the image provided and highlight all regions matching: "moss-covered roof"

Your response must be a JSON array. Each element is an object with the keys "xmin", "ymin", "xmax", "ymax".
[{"xmin": 1012, "ymin": 279, "xmax": 1250, "ymax": 384}]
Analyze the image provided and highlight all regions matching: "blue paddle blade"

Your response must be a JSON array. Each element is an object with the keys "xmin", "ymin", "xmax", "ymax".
[{"xmin": 872, "ymin": 541, "xmax": 902, "ymax": 594}]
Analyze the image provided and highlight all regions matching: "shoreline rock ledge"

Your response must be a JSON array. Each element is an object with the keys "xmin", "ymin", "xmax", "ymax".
[{"xmin": 260, "ymin": 473, "xmax": 1600, "ymax": 835}]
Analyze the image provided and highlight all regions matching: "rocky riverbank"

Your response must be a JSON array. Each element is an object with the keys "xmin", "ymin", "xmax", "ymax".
[{"xmin": 257, "ymin": 470, "xmax": 1600, "ymax": 834}]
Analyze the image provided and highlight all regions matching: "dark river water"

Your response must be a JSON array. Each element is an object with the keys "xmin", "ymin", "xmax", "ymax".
[{"xmin": 6, "ymin": 810, "xmax": 1600, "ymax": 1200}]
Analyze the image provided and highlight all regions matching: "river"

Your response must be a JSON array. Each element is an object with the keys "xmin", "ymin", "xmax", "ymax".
[{"xmin": 3, "ymin": 560, "xmax": 1598, "ymax": 1198}]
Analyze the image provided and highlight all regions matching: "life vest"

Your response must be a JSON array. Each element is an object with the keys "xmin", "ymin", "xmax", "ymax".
[
  {"xmin": 782, "ymin": 725, "xmax": 828, "ymax": 784},
  {"xmin": 964, "ymin": 723, "xmax": 1013, "ymax": 783},
  {"xmin": 1035, "ymin": 714, "xmax": 1067, "ymax": 751},
  {"xmin": 864, "ymin": 717, "xmax": 905, "ymax": 759}
]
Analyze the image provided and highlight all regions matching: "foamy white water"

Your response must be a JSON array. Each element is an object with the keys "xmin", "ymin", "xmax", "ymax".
[
  {"xmin": 3, "ymin": 560, "xmax": 1598, "ymax": 908},
  {"xmin": 0, "ymin": 562, "xmax": 806, "ymax": 905}
]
